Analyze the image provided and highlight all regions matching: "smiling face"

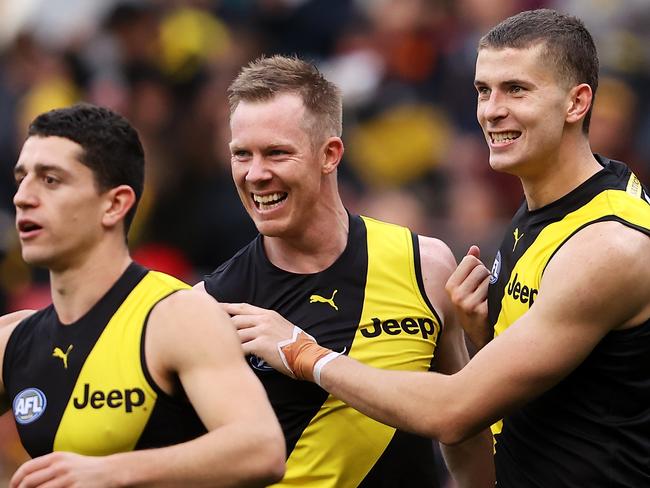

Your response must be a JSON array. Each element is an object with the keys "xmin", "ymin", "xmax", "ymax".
[
  {"xmin": 474, "ymin": 43, "xmax": 573, "ymax": 177},
  {"xmin": 229, "ymin": 92, "xmax": 329, "ymax": 239},
  {"xmin": 13, "ymin": 136, "xmax": 109, "ymax": 270}
]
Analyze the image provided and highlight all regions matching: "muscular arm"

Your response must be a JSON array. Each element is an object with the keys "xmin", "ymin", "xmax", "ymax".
[
  {"xmin": 0, "ymin": 310, "xmax": 36, "ymax": 413},
  {"xmin": 11, "ymin": 292, "xmax": 285, "ymax": 487},
  {"xmin": 316, "ymin": 222, "xmax": 650, "ymax": 443},
  {"xmin": 418, "ymin": 237, "xmax": 494, "ymax": 487}
]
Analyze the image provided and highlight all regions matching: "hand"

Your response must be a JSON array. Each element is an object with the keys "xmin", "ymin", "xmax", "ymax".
[
  {"xmin": 10, "ymin": 452, "xmax": 115, "ymax": 488},
  {"xmin": 222, "ymin": 303, "xmax": 338, "ymax": 383},
  {"xmin": 222, "ymin": 302, "xmax": 303, "ymax": 376},
  {"xmin": 445, "ymin": 246, "xmax": 493, "ymax": 350}
]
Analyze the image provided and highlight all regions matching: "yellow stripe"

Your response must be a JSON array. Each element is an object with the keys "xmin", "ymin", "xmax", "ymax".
[
  {"xmin": 54, "ymin": 272, "xmax": 189, "ymax": 455},
  {"xmin": 276, "ymin": 217, "xmax": 440, "ymax": 486},
  {"xmin": 491, "ymin": 189, "xmax": 650, "ymax": 437}
]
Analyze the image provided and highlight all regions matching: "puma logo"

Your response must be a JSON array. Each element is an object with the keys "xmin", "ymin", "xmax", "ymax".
[
  {"xmin": 309, "ymin": 290, "xmax": 339, "ymax": 311},
  {"xmin": 513, "ymin": 228, "xmax": 524, "ymax": 251},
  {"xmin": 52, "ymin": 345, "xmax": 73, "ymax": 369}
]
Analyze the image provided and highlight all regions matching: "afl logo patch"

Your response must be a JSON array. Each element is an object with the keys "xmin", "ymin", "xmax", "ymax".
[
  {"xmin": 490, "ymin": 251, "xmax": 501, "ymax": 284},
  {"xmin": 13, "ymin": 388, "xmax": 47, "ymax": 424},
  {"xmin": 248, "ymin": 355, "xmax": 274, "ymax": 372}
]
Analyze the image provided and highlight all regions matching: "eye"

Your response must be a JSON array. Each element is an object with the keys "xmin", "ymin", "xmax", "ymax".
[
  {"xmin": 43, "ymin": 175, "xmax": 59, "ymax": 186},
  {"xmin": 509, "ymin": 85, "xmax": 524, "ymax": 94},
  {"xmin": 232, "ymin": 150, "xmax": 251, "ymax": 160},
  {"xmin": 476, "ymin": 86, "xmax": 490, "ymax": 99}
]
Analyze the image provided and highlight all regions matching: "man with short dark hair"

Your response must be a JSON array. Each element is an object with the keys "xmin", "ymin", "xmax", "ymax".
[
  {"xmin": 1, "ymin": 103, "xmax": 285, "ymax": 487},
  {"xmin": 240, "ymin": 11, "xmax": 650, "ymax": 487}
]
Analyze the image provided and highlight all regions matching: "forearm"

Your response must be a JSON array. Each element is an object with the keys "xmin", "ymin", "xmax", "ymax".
[
  {"xmin": 440, "ymin": 430, "xmax": 495, "ymax": 488},
  {"xmin": 319, "ymin": 356, "xmax": 474, "ymax": 444},
  {"xmin": 110, "ymin": 420, "xmax": 285, "ymax": 487}
]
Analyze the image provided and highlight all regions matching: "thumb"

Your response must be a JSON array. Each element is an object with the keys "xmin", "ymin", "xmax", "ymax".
[{"xmin": 467, "ymin": 245, "xmax": 481, "ymax": 259}]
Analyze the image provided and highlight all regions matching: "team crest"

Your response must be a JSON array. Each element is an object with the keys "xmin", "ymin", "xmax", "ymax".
[
  {"xmin": 13, "ymin": 388, "xmax": 47, "ymax": 424},
  {"xmin": 248, "ymin": 354, "xmax": 274, "ymax": 372},
  {"xmin": 490, "ymin": 251, "xmax": 501, "ymax": 284}
]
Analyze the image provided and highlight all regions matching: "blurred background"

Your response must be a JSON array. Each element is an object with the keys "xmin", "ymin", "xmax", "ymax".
[{"xmin": 1, "ymin": 0, "xmax": 649, "ymax": 484}]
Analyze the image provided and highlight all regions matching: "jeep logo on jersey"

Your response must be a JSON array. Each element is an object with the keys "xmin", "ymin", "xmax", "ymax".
[
  {"xmin": 506, "ymin": 273, "xmax": 538, "ymax": 307},
  {"xmin": 361, "ymin": 317, "xmax": 438, "ymax": 340},
  {"xmin": 13, "ymin": 388, "xmax": 47, "ymax": 424},
  {"xmin": 248, "ymin": 354, "xmax": 274, "ymax": 372},
  {"xmin": 73, "ymin": 384, "xmax": 145, "ymax": 412}
]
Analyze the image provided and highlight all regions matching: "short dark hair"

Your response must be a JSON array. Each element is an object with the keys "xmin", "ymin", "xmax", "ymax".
[
  {"xmin": 27, "ymin": 103, "xmax": 145, "ymax": 234},
  {"xmin": 479, "ymin": 9, "xmax": 599, "ymax": 134},
  {"xmin": 227, "ymin": 55, "xmax": 342, "ymax": 143}
]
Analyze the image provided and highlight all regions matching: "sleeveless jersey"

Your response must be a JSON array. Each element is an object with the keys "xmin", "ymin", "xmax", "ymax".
[
  {"xmin": 3, "ymin": 263, "xmax": 206, "ymax": 457},
  {"xmin": 487, "ymin": 157, "xmax": 650, "ymax": 487},
  {"xmin": 204, "ymin": 214, "xmax": 443, "ymax": 487}
]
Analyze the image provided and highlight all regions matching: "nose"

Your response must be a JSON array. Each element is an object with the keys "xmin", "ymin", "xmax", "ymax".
[
  {"xmin": 479, "ymin": 91, "xmax": 508, "ymax": 124},
  {"xmin": 245, "ymin": 155, "xmax": 272, "ymax": 184},
  {"xmin": 13, "ymin": 177, "xmax": 38, "ymax": 209}
]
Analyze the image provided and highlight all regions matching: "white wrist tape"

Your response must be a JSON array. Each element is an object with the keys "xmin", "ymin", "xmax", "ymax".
[{"xmin": 313, "ymin": 351, "xmax": 343, "ymax": 387}]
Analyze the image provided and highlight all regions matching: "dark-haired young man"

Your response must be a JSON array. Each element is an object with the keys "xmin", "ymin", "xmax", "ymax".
[
  {"xmin": 196, "ymin": 55, "xmax": 494, "ymax": 487},
  {"xmin": 0, "ymin": 104, "xmax": 285, "ymax": 487},
  {"xmin": 242, "ymin": 11, "xmax": 650, "ymax": 488}
]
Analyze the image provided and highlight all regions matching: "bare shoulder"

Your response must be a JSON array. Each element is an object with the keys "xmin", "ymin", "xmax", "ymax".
[
  {"xmin": 153, "ymin": 288, "xmax": 223, "ymax": 317},
  {"xmin": 1, "ymin": 310, "xmax": 36, "ymax": 395},
  {"xmin": 417, "ymin": 236, "xmax": 457, "ymax": 322},
  {"xmin": 542, "ymin": 220, "xmax": 650, "ymax": 330},
  {"xmin": 0, "ymin": 310, "xmax": 36, "ymax": 349},
  {"xmin": 418, "ymin": 236, "xmax": 457, "ymax": 277},
  {"xmin": 0, "ymin": 310, "xmax": 36, "ymax": 330}
]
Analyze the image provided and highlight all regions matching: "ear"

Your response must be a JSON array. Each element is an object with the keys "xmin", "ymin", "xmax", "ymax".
[
  {"xmin": 566, "ymin": 83, "xmax": 593, "ymax": 126},
  {"xmin": 321, "ymin": 137, "xmax": 344, "ymax": 175},
  {"xmin": 101, "ymin": 185, "xmax": 136, "ymax": 229}
]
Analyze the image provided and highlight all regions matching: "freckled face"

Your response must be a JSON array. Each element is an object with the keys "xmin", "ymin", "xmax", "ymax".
[{"xmin": 229, "ymin": 93, "xmax": 326, "ymax": 239}]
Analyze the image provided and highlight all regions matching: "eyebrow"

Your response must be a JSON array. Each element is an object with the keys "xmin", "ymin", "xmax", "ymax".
[
  {"xmin": 13, "ymin": 162, "xmax": 69, "ymax": 178},
  {"xmin": 474, "ymin": 78, "xmax": 532, "ymax": 87}
]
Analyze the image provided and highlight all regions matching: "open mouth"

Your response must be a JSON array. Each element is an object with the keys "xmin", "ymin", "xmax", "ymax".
[
  {"xmin": 490, "ymin": 131, "xmax": 521, "ymax": 144},
  {"xmin": 252, "ymin": 192, "xmax": 288, "ymax": 211},
  {"xmin": 18, "ymin": 220, "xmax": 42, "ymax": 233}
]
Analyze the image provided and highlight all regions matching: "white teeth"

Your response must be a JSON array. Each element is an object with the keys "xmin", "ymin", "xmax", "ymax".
[
  {"xmin": 253, "ymin": 193, "xmax": 285, "ymax": 204},
  {"xmin": 252, "ymin": 192, "xmax": 287, "ymax": 209},
  {"xmin": 491, "ymin": 131, "xmax": 520, "ymax": 143}
]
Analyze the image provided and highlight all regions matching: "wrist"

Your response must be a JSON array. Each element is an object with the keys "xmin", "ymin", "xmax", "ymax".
[{"xmin": 279, "ymin": 328, "xmax": 333, "ymax": 382}]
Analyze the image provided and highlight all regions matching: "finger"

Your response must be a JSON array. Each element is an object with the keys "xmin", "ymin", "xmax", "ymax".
[
  {"xmin": 467, "ymin": 245, "xmax": 481, "ymax": 259},
  {"xmin": 456, "ymin": 274, "xmax": 490, "ymax": 312},
  {"xmin": 446, "ymin": 255, "xmax": 488, "ymax": 294},
  {"xmin": 221, "ymin": 302, "xmax": 265, "ymax": 316},
  {"xmin": 447, "ymin": 265, "xmax": 490, "ymax": 306},
  {"xmin": 237, "ymin": 327, "xmax": 259, "ymax": 344},
  {"xmin": 10, "ymin": 456, "xmax": 54, "ymax": 488},
  {"xmin": 230, "ymin": 314, "xmax": 260, "ymax": 330},
  {"xmin": 11, "ymin": 465, "xmax": 56, "ymax": 488}
]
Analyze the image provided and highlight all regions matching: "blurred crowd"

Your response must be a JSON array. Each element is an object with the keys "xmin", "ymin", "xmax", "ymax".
[{"xmin": 1, "ymin": 0, "xmax": 649, "ymax": 483}]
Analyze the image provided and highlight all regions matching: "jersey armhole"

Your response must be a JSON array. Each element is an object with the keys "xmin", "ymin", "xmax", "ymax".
[
  {"xmin": 139, "ymin": 290, "xmax": 194, "ymax": 407},
  {"xmin": 2, "ymin": 317, "xmax": 28, "ymax": 395},
  {"xmin": 411, "ymin": 232, "xmax": 445, "ymax": 372}
]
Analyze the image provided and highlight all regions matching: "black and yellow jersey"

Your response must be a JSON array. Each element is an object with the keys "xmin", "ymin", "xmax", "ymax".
[
  {"xmin": 487, "ymin": 157, "xmax": 650, "ymax": 487},
  {"xmin": 3, "ymin": 263, "xmax": 206, "ymax": 457},
  {"xmin": 204, "ymin": 213, "xmax": 442, "ymax": 487}
]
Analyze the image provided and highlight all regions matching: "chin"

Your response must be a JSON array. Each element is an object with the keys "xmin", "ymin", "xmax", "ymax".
[{"xmin": 21, "ymin": 252, "xmax": 53, "ymax": 269}]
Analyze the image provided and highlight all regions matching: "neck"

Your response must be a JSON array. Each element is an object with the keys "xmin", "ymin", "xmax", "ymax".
[
  {"xmin": 264, "ymin": 197, "xmax": 349, "ymax": 274},
  {"xmin": 49, "ymin": 241, "xmax": 132, "ymax": 324},
  {"xmin": 521, "ymin": 137, "xmax": 601, "ymax": 210}
]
